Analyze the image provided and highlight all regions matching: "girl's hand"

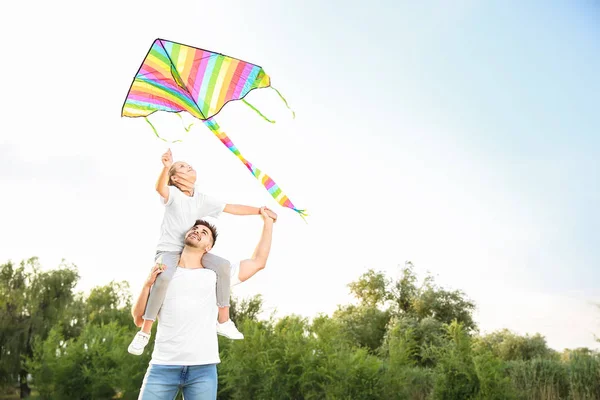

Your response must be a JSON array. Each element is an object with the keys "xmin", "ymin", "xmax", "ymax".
[
  {"xmin": 145, "ymin": 264, "xmax": 164, "ymax": 288},
  {"xmin": 162, "ymin": 149, "xmax": 173, "ymax": 168}
]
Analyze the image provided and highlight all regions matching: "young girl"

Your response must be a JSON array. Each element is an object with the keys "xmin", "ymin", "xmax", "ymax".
[{"xmin": 128, "ymin": 148, "xmax": 275, "ymax": 355}]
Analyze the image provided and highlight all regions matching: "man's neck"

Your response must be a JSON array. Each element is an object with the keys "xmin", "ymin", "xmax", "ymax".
[{"xmin": 178, "ymin": 247, "xmax": 205, "ymax": 269}]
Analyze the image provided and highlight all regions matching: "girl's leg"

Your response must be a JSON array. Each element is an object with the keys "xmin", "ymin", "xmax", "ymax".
[
  {"xmin": 202, "ymin": 253, "xmax": 243, "ymax": 339},
  {"xmin": 218, "ymin": 307, "xmax": 230, "ymax": 324},
  {"xmin": 142, "ymin": 251, "xmax": 180, "ymax": 330},
  {"xmin": 201, "ymin": 252, "xmax": 231, "ymax": 322},
  {"xmin": 128, "ymin": 251, "xmax": 181, "ymax": 355},
  {"xmin": 141, "ymin": 319, "xmax": 153, "ymax": 335}
]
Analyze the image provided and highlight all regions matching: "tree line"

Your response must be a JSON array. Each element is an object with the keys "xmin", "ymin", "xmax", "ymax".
[{"xmin": 1, "ymin": 258, "xmax": 599, "ymax": 399}]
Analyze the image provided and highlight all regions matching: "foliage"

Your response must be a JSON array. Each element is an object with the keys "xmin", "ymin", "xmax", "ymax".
[
  {"xmin": 506, "ymin": 357, "xmax": 570, "ymax": 399},
  {"xmin": 0, "ymin": 258, "xmax": 79, "ymax": 398},
  {"xmin": 431, "ymin": 321, "xmax": 480, "ymax": 400},
  {"xmin": 474, "ymin": 329, "xmax": 558, "ymax": 362},
  {"xmin": 1, "ymin": 257, "xmax": 599, "ymax": 399}
]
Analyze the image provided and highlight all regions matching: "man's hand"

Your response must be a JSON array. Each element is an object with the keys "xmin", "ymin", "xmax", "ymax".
[
  {"xmin": 263, "ymin": 207, "xmax": 277, "ymax": 222},
  {"xmin": 238, "ymin": 207, "xmax": 275, "ymax": 282},
  {"xmin": 260, "ymin": 207, "xmax": 276, "ymax": 223},
  {"xmin": 172, "ymin": 171, "xmax": 195, "ymax": 189},
  {"xmin": 144, "ymin": 264, "xmax": 164, "ymax": 288},
  {"xmin": 161, "ymin": 148, "xmax": 173, "ymax": 168}
]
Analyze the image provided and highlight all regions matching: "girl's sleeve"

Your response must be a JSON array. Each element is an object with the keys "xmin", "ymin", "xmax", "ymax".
[
  {"xmin": 198, "ymin": 193, "xmax": 226, "ymax": 218},
  {"xmin": 160, "ymin": 186, "xmax": 177, "ymax": 206}
]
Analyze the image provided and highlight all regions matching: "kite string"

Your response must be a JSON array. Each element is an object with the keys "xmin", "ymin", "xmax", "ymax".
[{"xmin": 204, "ymin": 118, "xmax": 307, "ymax": 221}]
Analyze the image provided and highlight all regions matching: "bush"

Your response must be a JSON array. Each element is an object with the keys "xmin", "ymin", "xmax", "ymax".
[
  {"xmin": 567, "ymin": 350, "xmax": 600, "ymax": 400},
  {"xmin": 432, "ymin": 321, "xmax": 480, "ymax": 400},
  {"xmin": 506, "ymin": 358, "xmax": 569, "ymax": 400},
  {"xmin": 28, "ymin": 322, "xmax": 151, "ymax": 399},
  {"xmin": 472, "ymin": 349, "xmax": 517, "ymax": 400}
]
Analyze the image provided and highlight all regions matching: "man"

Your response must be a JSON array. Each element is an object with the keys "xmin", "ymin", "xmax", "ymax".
[{"xmin": 131, "ymin": 207, "xmax": 276, "ymax": 399}]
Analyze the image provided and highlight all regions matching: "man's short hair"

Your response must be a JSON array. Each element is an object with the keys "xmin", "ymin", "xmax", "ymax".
[{"xmin": 192, "ymin": 219, "xmax": 218, "ymax": 247}]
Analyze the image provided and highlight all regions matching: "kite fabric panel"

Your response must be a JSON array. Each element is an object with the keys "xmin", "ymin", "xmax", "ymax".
[
  {"xmin": 122, "ymin": 38, "xmax": 306, "ymax": 219},
  {"xmin": 122, "ymin": 38, "xmax": 271, "ymax": 120}
]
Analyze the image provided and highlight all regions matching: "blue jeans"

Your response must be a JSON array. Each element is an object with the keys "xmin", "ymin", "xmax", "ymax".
[{"xmin": 139, "ymin": 364, "xmax": 217, "ymax": 400}]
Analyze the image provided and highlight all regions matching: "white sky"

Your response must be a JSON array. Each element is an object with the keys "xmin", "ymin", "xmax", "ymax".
[{"xmin": 1, "ymin": 0, "xmax": 598, "ymax": 351}]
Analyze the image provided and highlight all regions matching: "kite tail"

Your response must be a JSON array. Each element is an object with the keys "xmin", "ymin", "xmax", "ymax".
[
  {"xmin": 242, "ymin": 99, "xmax": 276, "ymax": 123},
  {"xmin": 176, "ymin": 113, "xmax": 194, "ymax": 132},
  {"xmin": 204, "ymin": 118, "xmax": 306, "ymax": 221},
  {"xmin": 271, "ymin": 86, "xmax": 296, "ymax": 119},
  {"xmin": 145, "ymin": 117, "xmax": 183, "ymax": 143}
]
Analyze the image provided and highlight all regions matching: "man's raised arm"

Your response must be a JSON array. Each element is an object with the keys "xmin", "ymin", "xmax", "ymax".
[
  {"xmin": 131, "ymin": 265, "xmax": 163, "ymax": 327},
  {"xmin": 237, "ymin": 207, "xmax": 276, "ymax": 282}
]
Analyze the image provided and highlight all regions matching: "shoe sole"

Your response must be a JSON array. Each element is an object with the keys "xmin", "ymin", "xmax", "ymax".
[
  {"xmin": 217, "ymin": 331, "xmax": 244, "ymax": 340},
  {"xmin": 128, "ymin": 346, "xmax": 143, "ymax": 355}
]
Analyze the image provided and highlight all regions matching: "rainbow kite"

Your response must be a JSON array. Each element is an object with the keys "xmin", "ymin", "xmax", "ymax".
[{"xmin": 122, "ymin": 38, "xmax": 305, "ymax": 219}]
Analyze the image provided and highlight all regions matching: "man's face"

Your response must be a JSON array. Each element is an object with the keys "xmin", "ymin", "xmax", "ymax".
[
  {"xmin": 184, "ymin": 224, "xmax": 213, "ymax": 251},
  {"xmin": 172, "ymin": 161, "xmax": 197, "ymax": 182}
]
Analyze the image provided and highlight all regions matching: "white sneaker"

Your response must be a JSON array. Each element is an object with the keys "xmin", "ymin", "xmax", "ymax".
[
  {"xmin": 128, "ymin": 331, "xmax": 150, "ymax": 355},
  {"xmin": 216, "ymin": 320, "xmax": 244, "ymax": 340}
]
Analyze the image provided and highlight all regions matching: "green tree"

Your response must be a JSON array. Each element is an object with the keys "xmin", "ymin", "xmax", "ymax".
[
  {"xmin": 347, "ymin": 269, "xmax": 390, "ymax": 307},
  {"xmin": 333, "ymin": 304, "xmax": 391, "ymax": 352},
  {"xmin": 229, "ymin": 294, "xmax": 264, "ymax": 324},
  {"xmin": 85, "ymin": 281, "xmax": 132, "ymax": 326},
  {"xmin": 218, "ymin": 317, "xmax": 283, "ymax": 399},
  {"xmin": 432, "ymin": 321, "xmax": 480, "ymax": 400},
  {"xmin": 333, "ymin": 269, "xmax": 392, "ymax": 352},
  {"xmin": 26, "ymin": 281, "xmax": 147, "ymax": 399},
  {"xmin": 472, "ymin": 348, "xmax": 516, "ymax": 399},
  {"xmin": 383, "ymin": 316, "xmax": 448, "ymax": 368},
  {"xmin": 28, "ymin": 321, "xmax": 150, "ymax": 400},
  {"xmin": 391, "ymin": 262, "xmax": 477, "ymax": 332},
  {"xmin": 303, "ymin": 315, "xmax": 382, "ymax": 399},
  {"xmin": 7, "ymin": 258, "xmax": 600, "ymax": 399},
  {"xmin": 380, "ymin": 321, "xmax": 434, "ymax": 399},
  {"xmin": 474, "ymin": 329, "xmax": 557, "ymax": 362},
  {"xmin": 336, "ymin": 262, "xmax": 476, "ymax": 355},
  {"xmin": 0, "ymin": 258, "xmax": 79, "ymax": 398}
]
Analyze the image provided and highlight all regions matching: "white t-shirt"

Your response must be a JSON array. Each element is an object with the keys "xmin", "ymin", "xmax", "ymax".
[
  {"xmin": 150, "ymin": 262, "xmax": 241, "ymax": 365},
  {"xmin": 156, "ymin": 186, "xmax": 226, "ymax": 252}
]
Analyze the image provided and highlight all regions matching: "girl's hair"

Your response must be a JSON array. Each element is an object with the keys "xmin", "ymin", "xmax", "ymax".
[{"xmin": 167, "ymin": 164, "xmax": 178, "ymax": 186}]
